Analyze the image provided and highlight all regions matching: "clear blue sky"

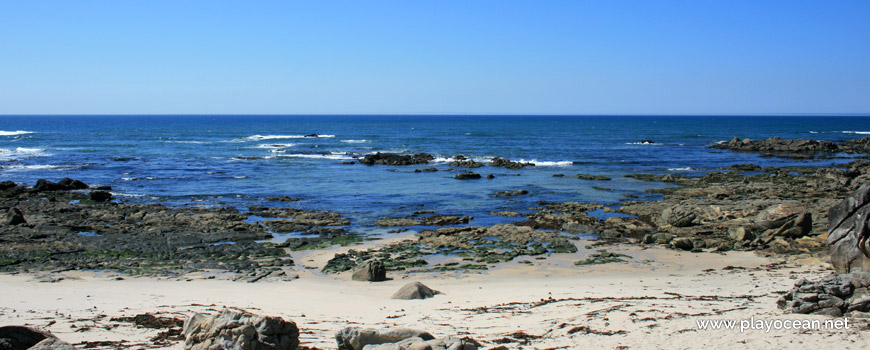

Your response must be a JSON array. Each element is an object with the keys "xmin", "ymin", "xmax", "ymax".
[{"xmin": 1, "ymin": 1, "xmax": 868, "ymax": 115}]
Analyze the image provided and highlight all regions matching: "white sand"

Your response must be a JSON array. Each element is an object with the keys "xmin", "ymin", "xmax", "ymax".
[{"xmin": 1, "ymin": 243, "xmax": 867, "ymax": 349}]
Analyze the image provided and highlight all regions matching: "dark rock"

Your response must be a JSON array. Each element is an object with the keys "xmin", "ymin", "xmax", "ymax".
[
  {"xmin": 711, "ymin": 136, "xmax": 842, "ymax": 155},
  {"xmin": 360, "ymin": 153, "xmax": 434, "ymax": 166},
  {"xmin": 4, "ymin": 208, "xmax": 26, "ymax": 226},
  {"xmin": 57, "ymin": 178, "xmax": 88, "ymax": 190},
  {"xmin": 493, "ymin": 190, "xmax": 529, "ymax": 198},
  {"xmin": 266, "ymin": 196, "xmax": 301, "ymax": 202},
  {"xmin": 89, "ymin": 191, "xmax": 112, "ymax": 202},
  {"xmin": 778, "ymin": 272, "xmax": 870, "ymax": 315},
  {"xmin": 392, "ymin": 282, "xmax": 440, "ymax": 300},
  {"xmin": 449, "ymin": 160, "xmax": 484, "ymax": 168},
  {"xmin": 182, "ymin": 308, "xmax": 299, "ymax": 350},
  {"xmin": 0, "ymin": 326, "xmax": 74, "ymax": 350},
  {"xmin": 352, "ymin": 260, "xmax": 386, "ymax": 282},
  {"xmin": 32, "ymin": 179, "xmax": 65, "ymax": 192},
  {"xmin": 486, "ymin": 174, "xmax": 495, "ymax": 179},
  {"xmin": 490, "ymin": 157, "xmax": 532, "ymax": 169},
  {"xmin": 93, "ymin": 185, "xmax": 112, "ymax": 191},
  {"xmin": 576, "ymin": 174, "xmax": 611, "ymax": 181},
  {"xmin": 0, "ymin": 181, "xmax": 18, "ymax": 190},
  {"xmin": 828, "ymin": 184, "xmax": 870, "ymax": 273},
  {"xmin": 420, "ymin": 215, "xmax": 472, "ymax": 226},
  {"xmin": 335, "ymin": 327, "xmax": 435, "ymax": 350},
  {"xmin": 341, "ymin": 161, "xmax": 356, "ymax": 165},
  {"xmin": 671, "ymin": 237, "xmax": 694, "ymax": 251},
  {"xmin": 730, "ymin": 164, "xmax": 762, "ymax": 171},
  {"xmin": 454, "ymin": 173, "xmax": 481, "ymax": 180}
]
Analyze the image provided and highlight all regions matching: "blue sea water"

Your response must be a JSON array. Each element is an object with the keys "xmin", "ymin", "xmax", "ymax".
[{"xmin": 1, "ymin": 115, "xmax": 869, "ymax": 229}]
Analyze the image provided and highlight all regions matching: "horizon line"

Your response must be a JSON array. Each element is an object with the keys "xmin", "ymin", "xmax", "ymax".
[{"xmin": 2, "ymin": 113, "xmax": 870, "ymax": 117}]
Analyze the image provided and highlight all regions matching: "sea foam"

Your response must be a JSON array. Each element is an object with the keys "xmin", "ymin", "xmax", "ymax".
[{"xmin": 0, "ymin": 130, "xmax": 34, "ymax": 136}]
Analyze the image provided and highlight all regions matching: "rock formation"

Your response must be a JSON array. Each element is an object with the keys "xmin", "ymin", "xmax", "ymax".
[
  {"xmin": 391, "ymin": 282, "xmax": 440, "ymax": 300},
  {"xmin": 182, "ymin": 308, "xmax": 299, "ymax": 350},
  {"xmin": 828, "ymin": 184, "xmax": 870, "ymax": 273}
]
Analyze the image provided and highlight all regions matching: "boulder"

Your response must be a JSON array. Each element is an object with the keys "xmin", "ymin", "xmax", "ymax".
[
  {"xmin": 335, "ymin": 327, "xmax": 434, "ymax": 350},
  {"xmin": 778, "ymin": 272, "xmax": 870, "ymax": 316},
  {"xmin": 0, "ymin": 326, "xmax": 74, "ymax": 350},
  {"xmin": 392, "ymin": 282, "xmax": 440, "ymax": 300},
  {"xmin": 32, "ymin": 179, "xmax": 65, "ymax": 192},
  {"xmin": 3, "ymin": 208, "xmax": 26, "ymax": 226},
  {"xmin": 57, "ymin": 178, "xmax": 88, "ymax": 190},
  {"xmin": 352, "ymin": 260, "xmax": 387, "ymax": 282},
  {"xmin": 182, "ymin": 308, "xmax": 299, "ymax": 350},
  {"xmin": 490, "ymin": 157, "xmax": 532, "ymax": 169},
  {"xmin": 661, "ymin": 206, "xmax": 696, "ymax": 227},
  {"xmin": 89, "ymin": 190, "xmax": 113, "ymax": 202},
  {"xmin": 671, "ymin": 237, "xmax": 694, "ymax": 251},
  {"xmin": 755, "ymin": 204, "xmax": 813, "ymax": 243}
]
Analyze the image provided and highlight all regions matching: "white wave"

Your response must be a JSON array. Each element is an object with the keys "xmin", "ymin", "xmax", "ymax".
[
  {"xmin": 843, "ymin": 131, "xmax": 870, "ymax": 135},
  {"xmin": 431, "ymin": 156, "xmax": 494, "ymax": 164},
  {"xmin": 1, "ymin": 164, "xmax": 61, "ymax": 171},
  {"xmin": 626, "ymin": 141, "xmax": 657, "ymax": 145},
  {"xmin": 165, "ymin": 140, "xmax": 210, "ymax": 144},
  {"xmin": 668, "ymin": 167, "xmax": 693, "ymax": 171},
  {"xmin": 233, "ymin": 176, "xmax": 247, "ymax": 179},
  {"xmin": 255, "ymin": 143, "xmax": 297, "ymax": 149},
  {"xmin": 0, "ymin": 130, "xmax": 34, "ymax": 136},
  {"xmin": 809, "ymin": 131, "xmax": 819, "ymax": 134},
  {"xmin": 0, "ymin": 147, "xmax": 50, "ymax": 161},
  {"xmin": 121, "ymin": 177, "xmax": 140, "ymax": 181},
  {"xmin": 517, "ymin": 159, "xmax": 573, "ymax": 167},
  {"xmin": 243, "ymin": 134, "xmax": 335, "ymax": 141},
  {"xmin": 341, "ymin": 139, "xmax": 370, "ymax": 143},
  {"xmin": 278, "ymin": 153, "xmax": 354, "ymax": 160}
]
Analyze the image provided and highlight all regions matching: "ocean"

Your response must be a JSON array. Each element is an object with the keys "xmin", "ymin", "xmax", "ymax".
[{"xmin": 1, "ymin": 115, "xmax": 869, "ymax": 230}]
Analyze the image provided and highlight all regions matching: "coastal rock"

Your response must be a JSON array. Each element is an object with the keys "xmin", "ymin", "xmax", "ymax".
[
  {"xmin": 711, "ymin": 136, "xmax": 840, "ymax": 155},
  {"xmin": 182, "ymin": 308, "xmax": 299, "ymax": 350},
  {"xmin": 661, "ymin": 206, "xmax": 696, "ymax": 227},
  {"xmin": 361, "ymin": 337, "xmax": 480, "ymax": 350},
  {"xmin": 671, "ymin": 237, "xmax": 694, "ymax": 251},
  {"xmin": 828, "ymin": 185, "xmax": 870, "ymax": 273},
  {"xmin": 493, "ymin": 190, "xmax": 529, "ymax": 198},
  {"xmin": 449, "ymin": 160, "xmax": 484, "ymax": 168},
  {"xmin": 0, "ymin": 326, "xmax": 74, "ymax": 350},
  {"xmin": 490, "ymin": 157, "xmax": 532, "ymax": 169},
  {"xmin": 89, "ymin": 190, "xmax": 112, "ymax": 202},
  {"xmin": 454, "ymin": 173, "xmax": 481, "ymax": 180},
  {"xmin": 375, "ymin": 218, "xmax": 421, "ymax": 227},
  {"xmin": 778, "ymin": 272, "xmax": 870, "ymax": 316},
  {"xmin": 31, "ymin": 179, "xmax": 66, "ymax": 192},
  {"xmin": 4, "ymin": 208, "xmax": 26, "ymax": 226},
  {"xmin": 361, "ymin": 153, "xmax": 434, "ymax": 166},
  {"xmin": 352, "ymin": 260, "xmax": 387, "ymax": 281},
  {"xmin": 335, "ymin": 327, "xmax": 434, "ymax": 350},
  {"xmin": 391, "ymin": 282, "xmax": 440, "ymax": 300},
  {"xmin": 57, "ymin": 178, "xmax": 88, "ymax": 190}
]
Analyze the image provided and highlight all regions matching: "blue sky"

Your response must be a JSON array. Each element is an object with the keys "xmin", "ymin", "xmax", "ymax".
[{"xmin": 1, "ymin": 1, "xmax": 868, "ymax": 115}]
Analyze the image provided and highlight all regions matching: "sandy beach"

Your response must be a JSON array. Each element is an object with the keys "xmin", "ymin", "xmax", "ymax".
[{"xmin": 2, "ymin": 241, "xmax": 865, "ymax": 349}]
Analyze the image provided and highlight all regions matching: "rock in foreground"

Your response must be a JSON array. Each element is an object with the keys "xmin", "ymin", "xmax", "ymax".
[
  {"xmin": 352, "ymin": 260, "xmax": 387, "ymax": 282},
  {"xmin": 0, "ymin": 326, "xmax": 74, "ymax": 350},
  {"xmin": 828, "ymin": 184, "xmax": 870, "ymax": 273},
  {"xmin": 182, "ymin": 308, "xmax": 299, "ymax": 350},
  {"xmin": 778, "ymin": 272, "xmax": 870, "ymax": 317}
]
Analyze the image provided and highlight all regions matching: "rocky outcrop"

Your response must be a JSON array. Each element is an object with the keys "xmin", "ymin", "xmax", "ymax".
[
  {"xmin": 391, "ymin": 282, "xmax": 440, "ymax": 300},
  {"xmin": 828, "ymin": 185, "xmax": 870, "ymax": 273},
  {"xmin": 182, "ymin": 309, "xmax": 299, "ymax": 350},
  {"xmin": 454, "ymin": 173, "xmax": 481, "ymax": 180},
  {"xmin": 711, "ymin": 136, "xmax": 870, "ymax": 156},
  {"xmin": 660, "ymin": 206, "xmax": 696, "ymax": 227},
  {"xmin": 352, "ymin": 260, "xmax": 386, "ymax": 281},
  {"xmin": 490, "ymin": 157, "xmax": 532, "ymax": 169},
  {"xmin": 89, "ymin": 190, "xmax": 112, "ymax": 202},
  {"xmin": 3, "ymin": 208, "xmax": 26, "ymax": 226},
  {"xmin": 0, "ymin": 326, "xmax": 74, "ymax": 350},
  {"xmin": 360, "ymin": 153, "xmax": 434, "ymax": 166},
  {"xmin": 778, "ymin": 272, "xmax": 870, "ymax": 317},
  {"xmin": 493, "ymin": 190, "xmax": 529, "ymax": 198}
]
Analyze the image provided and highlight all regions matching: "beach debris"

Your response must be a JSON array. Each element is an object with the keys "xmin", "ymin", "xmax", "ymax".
[
  {"xmin": 182, "ymin": 308, "xmax": 299, "ymax": 350},
  {"xmin": 352, "ymin": 260, "xmax": 387, "ymax": 282},
  {"xmin": 828, "ymin": 184, "xmax": 870, "ymax": 273},
  {"xmin": 391, "ymin": 282, "xmax": 440, "ymax": 300}
]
